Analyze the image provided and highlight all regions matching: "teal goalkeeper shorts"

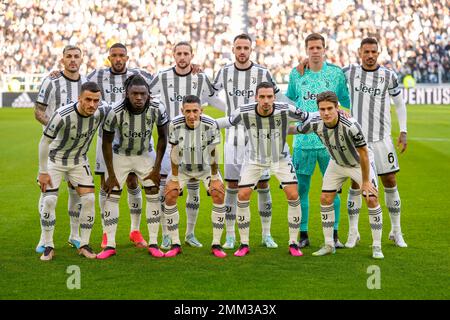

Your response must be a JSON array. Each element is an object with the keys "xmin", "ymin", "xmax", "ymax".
[{"xmin": 292, "ymin": 148, "xmax": 331, "ymax": 176}]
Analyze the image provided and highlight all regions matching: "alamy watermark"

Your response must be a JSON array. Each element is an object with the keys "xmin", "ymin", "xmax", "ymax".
[
  {"xmin": 366, "ymin": 265, "xmax": 381, "ymax": 290},
  {"xmin": 66, "ymin": 265, "xmax": 81, "ymax": 290}
]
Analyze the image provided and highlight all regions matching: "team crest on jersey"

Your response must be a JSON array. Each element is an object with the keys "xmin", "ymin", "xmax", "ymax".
[
  {"xmin": 192, "ymin": 82, "xmax": 197, "ymax": 90},
  {"xmin": 379, "ymin": 77, "xmax": 385, "ymax": 83},
  {"xmin": 251, "ymin": 77, "xmax": 256, "ymax": 84},
  {"xmin": 276, "ymin": 119, "xmax": 281, "ymax": 126}
]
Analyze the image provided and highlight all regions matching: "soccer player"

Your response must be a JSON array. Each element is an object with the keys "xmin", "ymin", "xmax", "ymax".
[
  {"xmin": 37, "ymin": 82, "xmax": 108, "ymax": 261},
  {"xmin": 97, "ymin": 75, "xmax": 168, "ymax": 259},
  {"xmin": 287, "ymin": 33, "xmax": 351, "ymax": 248},
  {"xmin": 213, "ymin": 34, "xmax": 294, "ymax": 250},
  {"xmin": 163, "ymin": 95, "xmax": 226, "ymax": 258},
  {"xmin": 216, "ymin": 82, "xmax": 307, "ymax": 257},
  {"xmin": 343, "ymin": 37, "xmax": 408, "ymax": 248},
  {"xmin": 34, "ymin": 45, "xmax": 87, "ymax": 253},
  {"xmin": 87, "ymin": 43, "xmax": 154, "ymax": 249},
  {"xmin": 290, "ymin": 91, "xmax": 384, "ymax": 259},
  {"xmin": 148, "ymin": 41, "xmax": 226, "ymax": 250}
]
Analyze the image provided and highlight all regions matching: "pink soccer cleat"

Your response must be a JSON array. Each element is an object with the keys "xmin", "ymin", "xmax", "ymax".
[
  {"xmin": 164, "ymin": 244, "xmax": 182, "ymax": 258},
  {"xmin": 234, "ymin": 244, "xmax": 250, "ymax": 257},
  {"xmin": 148, "ymin": 245, "xmax": 165, "ymax": 258},
  {"xmin": 130, "ymin": 230, "xmax": 148, "ymax": 248},
  {"xmin": 101, "ymin": 233, "xmax": 108, "ymax": 249},
  {"xmin": 96, "ymin": 247, "xmax": 116, "ymax": 260},
  {"xmin": 289, "ymin": 244, "xmax": 304, "ymax": 257},
  {"xmin": 211, "ymin": 245, "xmax": 227, "ymax": 258}
]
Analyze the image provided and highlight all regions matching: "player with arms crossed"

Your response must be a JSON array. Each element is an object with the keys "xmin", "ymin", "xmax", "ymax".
[
  {"xmin": 98, "ymin": 75, "xmax": 168, "ymax": 259},
  {"xmin": 163, "ymin": 95, "xmax": 226, "ymax": 258},
  {"xmin": 148, "ymin": 41, "xmax": 226, "ymax": 249},
  {"xmin": 290, "ymin": 91, "xmax": 384, "ymax": 259},
  {"xmin": 34, "ymin": 45, "xmax": 88, "ymax": 252},
  {"xmin": 37, "ymin": 82, "xmax": 109, "ymax": 261},
  {"xmin": 217, "ymin": 82, "xmax": 307, "ymax": 257},
  {"xmin": 343, "ymin": 37, "xmax": 407, "ymax": 248}
]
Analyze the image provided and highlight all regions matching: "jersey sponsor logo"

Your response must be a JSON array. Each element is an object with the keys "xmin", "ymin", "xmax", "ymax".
[
  {"xmin": 170, "ymin": 92, "xmax": 184, "ymax": 102},
  {"xmin": 124, "ymin": 129, "xmax": 152, "ymax": 138},
  {"xmin": 228, "ymin": 87, "xmax": 254, "ymax": 99},
  {"xmin": 302, "ymin": 91, "xmax": 318, "ymax": 101},
  {"xmin": 355, "ymin": 83, "xmax": 381, "ymax": 96},
  {"xmin": 252, "ymin": 130, "xmax": 281, "ymax": 139},
  {"xmin": 72, "ymin": 129, "xmax": 96, "ymax": 140},
  {"xmin": 105, "ymin": 84, "xmax": 125, "ymax": 94}
]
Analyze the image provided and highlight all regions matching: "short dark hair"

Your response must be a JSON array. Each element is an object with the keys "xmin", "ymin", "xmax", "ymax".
[
  {"xmin": 63, "ymin": 45, "xmax": 81, "ymax": 55},
  {"xmin": 183, "ymin": 95, "xmax": 201, "ymax": 106},
  {"xmin": 305, "ymin": 33, "xmax": 325, "ymax": 48},
  {"xmin": 80, "ymin": 81, "xmax": 101, "ymax": 94},
  {"xmin": 316, "ymin": 91, "xmax": 338, "ymax": 107},
  {"xmin": 256, "ymin": 81, "xmax": 275, "ymax": 95},
  {"xmin": 124, "ymin": 74, "xmax": 149, "ymax": 92},
  {"xmin": 233, "ymin": 33, "xmax": 252, "ymax": 44},
  {"xmin": 360, "ymin": 37, "xmax": 379, "ymax": 48},
  {"xmin": 174, "ymin": 41, "xmax": 193, "ymax": 53},
  {"xmin": 109, "ymin": 43, "xmax": 127, "ymax": 53}
]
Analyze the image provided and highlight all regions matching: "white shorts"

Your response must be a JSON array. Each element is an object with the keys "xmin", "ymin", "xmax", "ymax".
[
  {"xmin": 368, "ymin": 136, "xmax": 400, "ymax": 175},
  {"xmin": 224, "ymin": 143, "xmax": 270, "ymax": 182},
  {"xmin": 322, "ymin": 151, "xmax": 378, "ymax": 192},
  {"xmin": 105, "ymin": 153, "xmax": 157, "ymax": 190},
  {"xmin": 95, "ymin": 135, "xmax": 106, "ymax": 175},
  {"xmin": 46, "ymin": 160, "xmax": 95, "ymax": 192},
  {"xmin": 167, "ymin": 170, "xmax": 223, "ymax": 191},
  {"xmin": 238, "ymin": 158, "xmax": 297, "ymax": 189}
]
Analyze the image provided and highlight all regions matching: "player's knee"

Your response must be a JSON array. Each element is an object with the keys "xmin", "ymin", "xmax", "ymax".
[
  {"xmin": 42, "ymin": 194, "xmax": 58, "ymax": 210},
  {"xmin": 284, "ymin": 186, "xmax": 299, "ymax": 201},
  {"xmin": 210, "ymin": 190, "xmax": 224, "ymax": 204},
  {"xmin": 257, "ymin": 181, "xmax": 269, "ymax": 189},
  {"xmin": 164, "ymin": 190, "xmax": 179, "ymax": 206},
  {"xmin": 238, "ymin": 188, "xmax": 252, "ymax": 201},
  {"xmin": 366, "ymin": 196, "xmax": 380, "ymax": 208},
  {"xmin": 227, "ymin": 181, "xmax": 239, "ymax": 189},
  {"xmin": 145, "ymin": 186, "xmax": 159, "ymax": 195},
  {"xmin": 126, "ymin": 174, "xmax": 139, "ymax": 189},
  {"xmin": 320, "ymin": 193, "xmax": 334, "ymax": 206},
  {"xmin": 381, "ymin": 174, "xmax": 397, "ymax": 188}
]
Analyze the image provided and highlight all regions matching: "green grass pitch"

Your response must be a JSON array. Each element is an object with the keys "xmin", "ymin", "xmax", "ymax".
[{"xmin": 0, "ymin": 105, "xmax": 449, "ymax": 300}]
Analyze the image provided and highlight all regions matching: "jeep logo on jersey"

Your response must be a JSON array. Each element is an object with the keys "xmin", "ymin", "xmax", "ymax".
[
  {"xmin": 229, "ymin": 87, "xmax": 254, "ymax": 99},
  {"xmin": 72, "ymin": 129, "xmax": 96, "ymax": 140},
  {"xmin": 105, "ymin": 85, "xmax": 125, "ymax": 94},
  {"xmin": 170, "ymin": 92, "xmax": 184, "ymax": 102},
  {"xmin": 355, "ymin": 83, "xmax": 381, "ymax": 96},
  {"xmin": 303, "ymin": 91, "xmax": 318, "ymax": 101},
  {"xmin": 124, "ymin": 130, "xmax": 152, "ymax": 138}
]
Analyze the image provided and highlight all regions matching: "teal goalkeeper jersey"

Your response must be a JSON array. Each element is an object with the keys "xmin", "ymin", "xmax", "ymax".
[{"xmin": 286, "ymin": 62, "xmax": 351, "ymax": 150}]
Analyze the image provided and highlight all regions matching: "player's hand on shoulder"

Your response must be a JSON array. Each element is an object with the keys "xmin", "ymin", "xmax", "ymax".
[
  {"xmin": 338, "ymin": 109, "xmax": 351, "ymax": 119},
  {"xmin": 191, "ymin": 64, "xmax": 203, "ymax": 75},
  {"xmin": 296, "ymin": 57, "xmax": 309, "ymax": 75},
  {"xmin": 38, "ymin": 173, "xmax": 53, "ymax": 193},
  {"xmin": 397, "ymin": 132, "xmax": 407, "ymax": 153},
  {"xmin": 49, "ymin": 70, "xmax": 62, "ymax": 80}
]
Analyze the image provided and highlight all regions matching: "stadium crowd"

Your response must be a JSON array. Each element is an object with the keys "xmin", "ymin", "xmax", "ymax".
[{"xmin": 3, "ymin": 0, "xmax": 449, "ymax": 83}]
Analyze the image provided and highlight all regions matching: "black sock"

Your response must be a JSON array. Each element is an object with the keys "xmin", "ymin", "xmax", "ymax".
[{"xmin": 300, "ymin": 231, "xmax": 308, "ymax": 239}]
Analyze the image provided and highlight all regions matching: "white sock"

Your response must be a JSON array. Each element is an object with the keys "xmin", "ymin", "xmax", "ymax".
[
  {"xmin": 224, "ymin": 188, "xmax": 238, "ymax": 237},
  {"xmin": 164, "ymin": 204, "xmax": 180, "ymax": 245},
  {"xmin": 79, "ymin": 193, "xmax": 95, "ymax": 248},
  {"xmin": 103, "ymin": 195, "xmax": 120, "ymax": 248},
  {"xmin": 99, "ymin": 188, "xmax": 107, "ymax": 230},
  {"xmin": 186, "ymin": 181, "xmax": 200, "ymax": 236},
  {"xmin": 41, "ymin": 193, "xmax": 58, "ymax": 248},
  {"xmin": 288, "ymin": 198, "xmax": 301, "ymax": 245},
  {"xmin": 68, "ymin": 187, "xmax": 81, "ymax": 241},
  {"xmin": 146, "ymin": 194, "xmax": 161, "ymax": 245},
  {"xmin": 212, "ymin": 204, "xmax": 226, "ymax": 245},
  {"xmin": 159, "ymin": 179, "xmax": 168, "ymax": 237},
  {"xmin": 321, "ymin": 204, "xmax": 335, "ymax": 247},
  {"xmin": 347, "ymin": 188, "xmax": 361, "ymax": 233},
  {"xmin": 257, "ymin": 187, "xmax": 272, "ymax": 237},
  {"xmin": 385, "ymin": 186, "xmax": 401, "ymax": 234},
  {"xmin": 128, "ymin": 186, "xmax": 142, "ymax": 232},
  {"xmin": 369, "ymin": 205, "xmax": 383, "ymax": 247},
  {"xmin": 37, "ymin": 194, "xmax": 45, "ymax": 246},
  {"xmin": 236, "ymin": 200, "xmax": 251, "ymax": 245}
]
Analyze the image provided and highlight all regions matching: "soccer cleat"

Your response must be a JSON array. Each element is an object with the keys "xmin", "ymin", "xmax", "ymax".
[
  {"xmin": 96, "ymin": 247, "xmax": 117, "ymax": 260},
  {"xmin": 289, "ymin": 244, "xmax": 303, "ymax": 257},
  {"xmin": 185, "ymin": 233, "xmax": 203, "ymax": 248},
  {"xmin": 299, "ymin": 237, "xmax": 310, "ymax": 248},
  {"xmin": 372, "ymin": 246, "xmax": 384, "ymax": 259},
  {"xmin": 389, "ymin": 231, "xmax": 408, "ymax": 248},
  {"xmin": 160, "ymin": 234, "xmax": 172, "ymax": 250},
  {"xmin": 312, "ymin": 244, "xmax": 336, "ymax": 256},
  {"xmin": 234, "ymin": 244, "xmax": 250, "ymax": 257},
  {"xmin": 345, "ymin": 231, "xmax": 361, "ymax": 248},
  {"xmin": 148, "ymin": 244, "xmax": 165, "ymax": 258},
  {"xmin": 101, "ymin": 233, "xmax": 108, "ymax": 249},
  {"xmin": 40, "ymin": 247, "xmax": 54, "ymax": 261},
  {"xmin": 78, "ymin": 245, "xmax": 97, "ymax": 259},
  {"xmin": 334, "ymin": 238, "xmax": 345, "ymax": 249},
  {"xmin": 68, "ymin": 238, "xmax": 81, "ymax": 249},
  {"xmin": 211, "ymin": 245, "xmax": 227, "ymax": 258},
  {"xmin": 165, "ymin": 244, "xmax": 182, "ymax": 258},
  {"xmin": 35, "ymin": 244, "xmax": 45, "ymax": 254},
  {"xmin": 261, "ymin": 235, "xmax": 278, "ymax": 248},
  {"xmin": 130, "ymin": 230, "xmax": 148, "ymax": 248},
  {"xmin": 222, "ymin": 235, "xmax": 236, "ymax": 249}
]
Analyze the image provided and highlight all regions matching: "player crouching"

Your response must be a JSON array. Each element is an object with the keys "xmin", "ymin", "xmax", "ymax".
[{"xmin": 164, "ymin": 95, "xmax": 227, "ymax": 258}]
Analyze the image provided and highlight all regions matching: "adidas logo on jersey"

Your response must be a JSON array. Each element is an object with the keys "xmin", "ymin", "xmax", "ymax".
[{"xmin": 12, "ymin": 93, "xmax": 33, "ymax": 108}]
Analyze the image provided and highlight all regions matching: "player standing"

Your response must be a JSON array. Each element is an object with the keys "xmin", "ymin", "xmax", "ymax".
[
  {"xmin": 148, "ymin": 41, "xmax": 226, "ymax": 249},
  {"xmin": 34, "ymin": 45, "xmax": 87, "ymax": 252},
  {"xmin": 343, "ymin": 38, "xmax": 407, "ymax": 248},
  {"xmin": 287, "ymin": 33, "xmax": 351, "ymax": 248}
]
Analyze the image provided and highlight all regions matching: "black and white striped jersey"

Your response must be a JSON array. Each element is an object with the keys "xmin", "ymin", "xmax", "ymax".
[
  {"xmin": 43, "ymin": 101, "xmax": 110, "ymax": 166},
  {"xmin": 168, "ymin": 114, "xmax": 221, "ymax": 174},
  {"xmin": 213, "ymin": 62, "xmax": 280, "ymax": 146},
  {"xmin": 221, "ymin": 102, "xmax": 306, "ymax": 164},
  {"xmin": 297, "ymin": 113, "xmax": 367, "ymax": 167},
  {"xmin": 343, "ymin": 64, "xmax": 401, "ymax": 142},
  {"xmin": 103, "ymin": 99, "xmax": 169, "ymax": 156},
  {"xmin": 36, "ymin": 73, "xmax": 88, "ymax": 118}
]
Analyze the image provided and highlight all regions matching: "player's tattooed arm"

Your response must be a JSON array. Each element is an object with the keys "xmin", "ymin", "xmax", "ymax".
[{"xmin": 34, "ymin": 102, "xmax": 49, "ymax": 126}]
